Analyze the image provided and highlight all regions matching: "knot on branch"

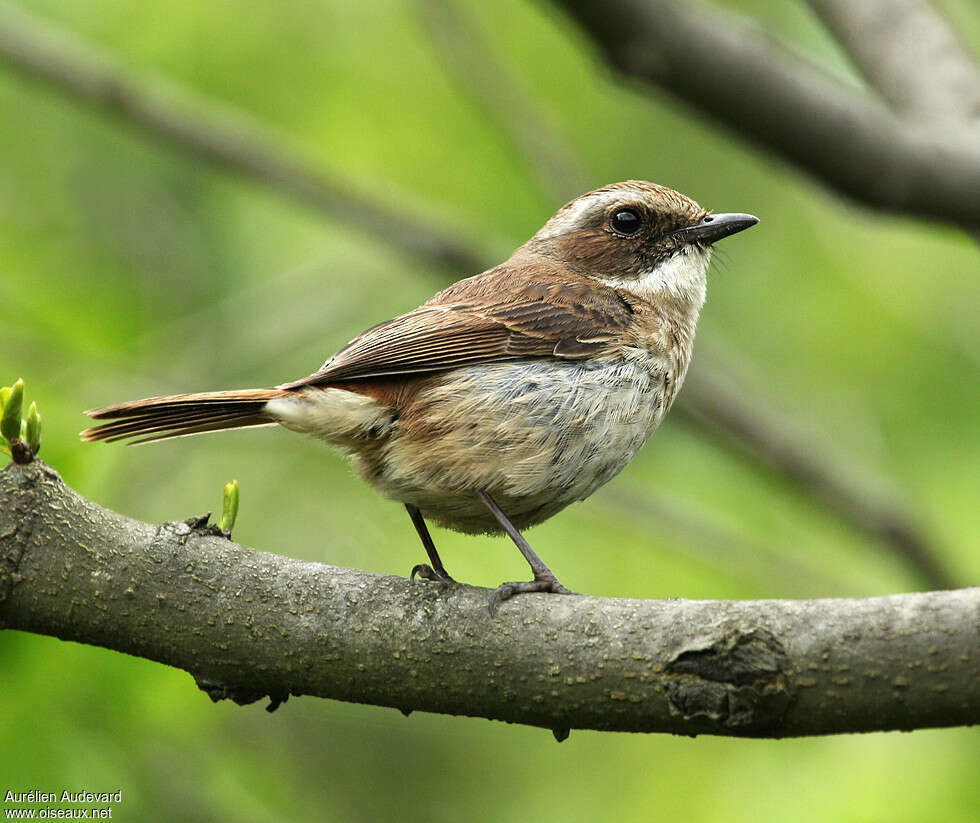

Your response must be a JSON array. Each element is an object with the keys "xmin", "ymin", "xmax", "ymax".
[
  {"xmin": 179, "ymin": 512, "xmax": 231, "ymax": 540},
  {"xmin": 150, "ymin": 514, "xmax": 229, "ymax": 554},
  {"xmin": 664, "ymin": 628, "xmax": 795, "ymax": 731},
  {"xmin": 193, "ymin": 675, "xmax": 291, "ymax": 713}
]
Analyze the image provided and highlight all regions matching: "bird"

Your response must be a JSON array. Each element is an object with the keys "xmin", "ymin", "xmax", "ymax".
[{"xmin": 83, "ymin": 181, "xmax": 758, "ymax": 614}]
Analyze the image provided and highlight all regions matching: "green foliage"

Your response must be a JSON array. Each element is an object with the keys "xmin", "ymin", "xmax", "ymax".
[
  {"xmin": 0, "ymin": 378, "xmax": 24, "ymax": 443},
  {"xmin": 26, "ymin": 402, "xmax": 41, "ymax": 454},
  {"xmin": 0, "ymin": 378, "xmax": 41, "ymax": 458},
  {"xmin": 218, "ymin": 479, "xmax": 240, "ymax": 533},
  {"xmin": 0, "ymin": 1, "xmax": 976, "ymax": 821}
]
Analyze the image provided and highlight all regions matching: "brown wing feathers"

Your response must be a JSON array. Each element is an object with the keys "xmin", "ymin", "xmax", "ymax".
[
  {"xmin": 281, "ymin": 271, "xmax": 633, "ymax": 390},
  {"xmin": 82, "ymin": 389, "xmax": 286, "ymax": 444},
  {"xmin": 83, "ymin": 267, "xmax": 636, "ymax": 443}
]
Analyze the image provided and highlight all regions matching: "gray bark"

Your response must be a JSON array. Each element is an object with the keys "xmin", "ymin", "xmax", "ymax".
[{"xmin": 1, "ymin": 460, "xmax": 976, "ymax": 737}]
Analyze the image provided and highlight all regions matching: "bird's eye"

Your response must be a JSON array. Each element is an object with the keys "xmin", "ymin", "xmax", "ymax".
[{"xmin": 610, "ymin": 208, "xmax": 643, "ymax": 236}]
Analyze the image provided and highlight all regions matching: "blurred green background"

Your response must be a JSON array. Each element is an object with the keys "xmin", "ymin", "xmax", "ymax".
[{"xmin": 1, "ymin": 0, "xmax": 977, "ymax": 820}]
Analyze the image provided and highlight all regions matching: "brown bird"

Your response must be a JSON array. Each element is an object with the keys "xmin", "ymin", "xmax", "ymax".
[{"xmin": 83, "ymin": 181, "xmax": 758, "ymax": 614}]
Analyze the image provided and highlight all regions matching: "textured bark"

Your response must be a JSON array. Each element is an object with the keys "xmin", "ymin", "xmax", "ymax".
[{"xmin": 1, "ymin": 460, "xmax": 976, "ymax": 737}]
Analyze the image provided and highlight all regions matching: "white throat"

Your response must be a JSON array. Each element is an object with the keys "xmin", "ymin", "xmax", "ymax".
[{"xmin": 599, "ymin": 245, "xmax": 711, "ymax": 307}]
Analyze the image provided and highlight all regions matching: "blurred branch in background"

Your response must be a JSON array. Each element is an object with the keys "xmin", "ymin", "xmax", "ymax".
[
  {"xmin": 805, "ymin": 0, "xmax": 980, "ymax": 127},
  {"xmin": 0, "ymin": 2, "xmax": 485, "ymax": 272},
  {"xmin": 0, "ymin": 2, "xmax": 955, "ymax": 588},
  {"xmin": 414, "ymin": 0, "xmax": 590, "ymax": 201},
  {"xmin": 555, "ymin": 0, "xmax": 980, "ymax": 232},
  {"xmin": 601, "ymin": 487, "xmax": 851, "ymax": 596},
  {"xmin": 677, "ymin": 364, "xmax": 955, "ymax": 589},
  {"xmin": 3, "ymin": 461, "xmax": 977, "ymax": 738}
]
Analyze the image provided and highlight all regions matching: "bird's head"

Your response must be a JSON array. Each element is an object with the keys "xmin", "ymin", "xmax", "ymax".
[{"xmin": 524, "ymin": 180, "xmax": 758, "ymax": 307}]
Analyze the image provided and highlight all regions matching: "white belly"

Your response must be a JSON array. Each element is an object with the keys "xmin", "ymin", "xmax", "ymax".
[{"xmin": 373, "ymin": 352, "xmax": 673, "ymax": 533}]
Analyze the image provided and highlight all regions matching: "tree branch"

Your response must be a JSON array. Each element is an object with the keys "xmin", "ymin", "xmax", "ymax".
[
  {"xmin": 0, "ymin": 3, "xmax": 954, "ymax": 588},
  {"xmin": 0, "ymin": 1, "xmax": 485, "ymax": 272},
  {"xmin": 554, "ymin": 0, "xmax": 980, "ymax": 229},
  {"xmin": 2, "ymin": 461, "xmax": 976, "ymax": 737},
  {"xmin": 806, "ymin": 0, "xmax": 980, "ymax": 125}
]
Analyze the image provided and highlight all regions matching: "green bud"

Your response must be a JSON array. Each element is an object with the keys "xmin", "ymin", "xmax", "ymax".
[
  {"xmin": 26, "ymin": 402, "xmax": 41, "ymax": 454},
  {"xmin": 1, "ymin": 379, "xmax": 24, "ymax": 443},
  {"xmin": 0, "ymin": 386, "xmax": 10, "ymax": 415},
  {"xmin": 219, "ymin": 480, "xmax": 240, "ymax": 533}
]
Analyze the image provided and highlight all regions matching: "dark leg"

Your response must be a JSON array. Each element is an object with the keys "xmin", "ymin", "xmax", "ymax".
[
  {"xmin": 405, "ymin": 504, "xmax": 455, "ymax": 583},
  {"xmin": 478, "ymin": 490, "xmax": 574, "ymax": 616}
]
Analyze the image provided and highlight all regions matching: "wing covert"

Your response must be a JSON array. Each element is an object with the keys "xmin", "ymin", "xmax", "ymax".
[{"xmin": 281, "ymin": 273, "xmax": 634, "ymax": 389}]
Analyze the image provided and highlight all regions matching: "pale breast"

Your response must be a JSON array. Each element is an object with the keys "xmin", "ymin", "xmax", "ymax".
[{"xmin": 367, "ymin": 350, "xmax": 674, "ymax": 534}]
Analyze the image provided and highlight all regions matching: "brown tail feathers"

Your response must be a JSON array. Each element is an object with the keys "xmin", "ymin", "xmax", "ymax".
[{"xmin": 82, "ymin": 388, "xmax": 289, "ymax": 444}]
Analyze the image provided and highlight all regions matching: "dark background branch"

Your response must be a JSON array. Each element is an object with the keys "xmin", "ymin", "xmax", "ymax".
[
  {"xmin": 2, "ymin": 461, "xmax": 976, "ymax": 737},
  {"xmin": 555, "ymin": 0, "xmax": 980, "ymax": 230}
]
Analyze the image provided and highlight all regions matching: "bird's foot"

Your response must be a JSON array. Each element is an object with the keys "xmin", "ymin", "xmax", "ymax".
[
  {"xmin": 488, "ymin": 572, "xmax": 575, "ymax": 617},
  {"xmin": 410, "ymin": 563, "xmax": 456, "ymax": 584}
]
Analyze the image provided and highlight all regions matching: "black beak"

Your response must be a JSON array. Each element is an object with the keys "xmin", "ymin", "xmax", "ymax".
[{"xmin": 673, "ymin": 213, "xmax": 759, "ymax": 244}]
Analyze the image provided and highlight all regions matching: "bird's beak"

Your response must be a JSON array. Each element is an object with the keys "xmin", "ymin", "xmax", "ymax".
[{"xmin": 672, "ymin": 213, "xmax": 759, "ymax": 244}]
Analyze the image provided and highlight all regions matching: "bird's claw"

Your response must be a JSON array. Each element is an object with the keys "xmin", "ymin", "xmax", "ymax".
[
  {"xmin": 488, "ymin": 575, "xmax": 575, "ymax": 617},
  {"xmin": 410, "ymin": 563, "xmax": 455, "ymax": 583}
]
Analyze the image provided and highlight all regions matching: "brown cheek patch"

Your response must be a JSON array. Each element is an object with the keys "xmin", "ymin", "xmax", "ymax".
[{"xmin": 549, "ymin": 229, "xmax": 643, "ymax": 276}]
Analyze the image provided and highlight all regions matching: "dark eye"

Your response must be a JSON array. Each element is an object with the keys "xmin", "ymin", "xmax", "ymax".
[{"xmin": 610, "ymin": 208, "xmax": 643, "ymax": 236}]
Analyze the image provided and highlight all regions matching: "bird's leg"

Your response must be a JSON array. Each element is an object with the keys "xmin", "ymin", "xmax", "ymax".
[
  {"xmin": 478, "ymin": 490, "xmax": 575, "ymax": 616},
  {"xmin": 406, "ymin": 504, "xmax": 455, "ymax": 583}
]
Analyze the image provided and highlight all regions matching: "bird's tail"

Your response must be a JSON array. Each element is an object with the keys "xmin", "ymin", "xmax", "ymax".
[{"xmin": 82, "ymin": 388, "xmax": 289, "ymax": 444}]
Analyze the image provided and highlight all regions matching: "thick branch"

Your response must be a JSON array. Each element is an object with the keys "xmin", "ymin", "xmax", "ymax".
[
  {"xmin": 1, "ymin": 461, "xmax": 976, "ymax": 737},
  {"xmin": 0, "ymin": 4, "xmax": 952, "ymax": 587},
  {"xmin": 555, "ymin": 0, "xmax": 980, "ymax": 229}
]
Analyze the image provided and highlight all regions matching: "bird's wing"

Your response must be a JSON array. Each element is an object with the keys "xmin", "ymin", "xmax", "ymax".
[{"xmin": 280, "ymin": 276, "xmax": 634, "ymax": 388}]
